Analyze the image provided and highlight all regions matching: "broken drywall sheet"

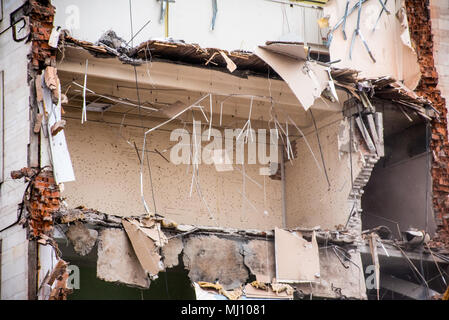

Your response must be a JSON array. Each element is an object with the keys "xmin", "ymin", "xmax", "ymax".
[
  {"xmin": 162, "ymin": 237, "xmax": 184, "ymax": 269},
  {"xmin": 122, "ymin": 219, "xmax": 162, "ymax": 276},
  {"xmin": 274, "ymin": 228, "xmax": 320, "ymax": 283},
  {"xmin": 127, "ymin": 218, "xmax": 168, "ymax": 247},
  {"xmin": 254, "ymin": 45, "xmax": 329, "ymax": 111},
  {"xmin": 65, "ymin": 221, "xmax": 98, "ymax": 256},
  {"xmin": 294, "ymin": 247, "xmax": 367, "ymax": 299},
  {"xmin": 243, "ymin": 240, "xmax": 275, "ymax": 283},
  {"xmin": 97, "ymin": 228, "xmax": 150, "ymax": 288},
  {"xmin": 182, "ymin": 235, "xmax": 249, "ymax": 290},
  {"xmin": 41, "ymin": 69, "xmax": 75, "ymax": 184}
]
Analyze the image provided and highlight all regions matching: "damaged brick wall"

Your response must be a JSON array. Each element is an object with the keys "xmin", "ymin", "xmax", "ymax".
[
  {"xmin": 27, "ymin": 0, "xmax": 56, "ymax": 70},
  {"xmin": 405, "ymin": 0, "xmax": 449, "ymax": 245},
  {"xmin": 11, "ymin": 168, "xmax": 60, "ymax": 245}
]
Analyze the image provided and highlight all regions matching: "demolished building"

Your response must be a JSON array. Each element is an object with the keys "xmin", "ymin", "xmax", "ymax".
[{"xmin": 1, "ymin": 0, "xmax": 449, "ymax": 300}]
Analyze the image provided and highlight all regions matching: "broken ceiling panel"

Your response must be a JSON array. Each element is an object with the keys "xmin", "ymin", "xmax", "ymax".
[
  {"xmin": 97, "ymin": 228, "xmax": 150, "ymax": 289},
  {"xmin": 274, "ymin": 228, "xmax": 320, "ymax": 283},
  {"xmin": 254, "ymin": 45, "xmax": 329, "ymax": 110},
  {"xmin": 182, "ymin": 235, "xmax": 249, "ymax": 290},
  {"xmin": 243, "ymin": 240, "xmax": 275, "ymax": 283}
]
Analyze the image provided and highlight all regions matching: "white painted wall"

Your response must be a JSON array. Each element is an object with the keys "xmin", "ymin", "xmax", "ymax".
[
  {"xmin": 0, "ymin": 0, "xmax": 31, "ymax": 300},
  {"xmin": 53, "ymin": 0, "xmax": 324, "ymax": 51}
]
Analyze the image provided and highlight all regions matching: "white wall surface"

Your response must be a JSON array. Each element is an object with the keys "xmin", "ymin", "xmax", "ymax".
[
  {"xmin": 0, "ymin": 0, "xmax": 30, "ymax": 300},
  {"xmin": 53, "ymin": 0, "xmax": 324, "ymax": 51}
]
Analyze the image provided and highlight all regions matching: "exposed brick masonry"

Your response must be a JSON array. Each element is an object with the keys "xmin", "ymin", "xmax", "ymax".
[{"xmin": 405, "ymin": 0, "xmax": 449, "ymax": 245}]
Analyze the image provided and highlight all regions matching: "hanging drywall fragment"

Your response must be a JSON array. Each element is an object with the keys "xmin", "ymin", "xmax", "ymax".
[
  {"xmin": 255, "ymin": 45, "xmax": 328, "ymax": 110},
  {"xmin": 97, "ymin": 228, "xmax": 150, "ymax": 288},
  {"xmin": 128, "ymin": 218, "xmax": 168, "ymax": 247},
  {"xmin": 274, "ymin": 228, "xmax": 320, "ymax": 283},
  {"xmin": 41, "ymin": 72, "xmax": 75, "ymax": 184},
  {"xmin": 48, "ymin": 26, "xmax": 61, "ymax": 48},
  {"xmin": 122, "ymin": 219, "xmax": 162, "ymax": 276},
  {"xmin": 219, "ymin": 51, "xmax": 237, "ymax": 73}
]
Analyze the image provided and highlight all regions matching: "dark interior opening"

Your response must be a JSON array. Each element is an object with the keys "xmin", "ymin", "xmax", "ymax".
[
  {"xmin": 57, "ymin": 237, "xmax": 195, "ymax": 300},
  {"xmin": 361, "ymin": 103, "xmax": 435, "ymax": 237}
]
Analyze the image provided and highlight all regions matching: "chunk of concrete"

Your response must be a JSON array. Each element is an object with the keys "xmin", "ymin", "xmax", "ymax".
[
  {"xmin": 242, "ymin": 240, "xmax": 275, "ymax": 283},
  {"xmin": 293, "ymin": 247, "xmax": 366, "ymax": 299},
  {"xmin": 65, "ymin": 222, "xmax": 97, "ymax": 256},
  {"xmin": 97, "ymin": 229, "xmax": 150, "ymax": 289},
  {"xmin": 183, "ymin": 235, "xmax": 248, "ymax": 290},
  {"xmin": 162, "ymin": 237, "xmax": 183, "ymax": 269}
]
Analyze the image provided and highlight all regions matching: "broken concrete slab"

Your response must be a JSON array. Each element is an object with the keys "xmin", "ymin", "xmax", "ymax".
[
  {"xmin": 162, "ymin": 237, "xmax": 184, "ymax": 269},
  {"xmin": 65, "ymin": 221, "xmax": 98, "ymax": 256},
  {"xmin": 97, "ymin": 228, "xmax": 150, "ymax": 289},
  {"xmin": 183, "ymin": 235, "xmax": 248, "ymax": 290},
  {"xmin": 242, "ymin": 240, "xmax": 275, "ymax": 283},
  {"xmin": 293, "ymin": 247, "xmax": 366, "ymax": 299}
]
